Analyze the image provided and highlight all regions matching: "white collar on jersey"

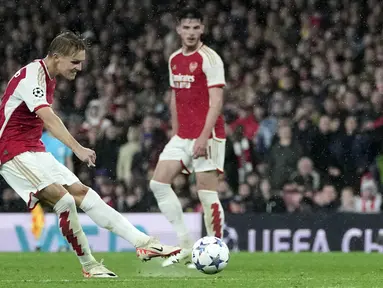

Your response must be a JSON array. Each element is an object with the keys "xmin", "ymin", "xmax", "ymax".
[
  {"xmin": 182, "ymin": 42, "xmax": 204, "ymax": 56},
  {"xmin": 41, "ymin": 58, "xmax": 54, "ymax": 80}
]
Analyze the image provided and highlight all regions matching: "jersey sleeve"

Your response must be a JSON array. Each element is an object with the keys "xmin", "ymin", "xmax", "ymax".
[
  {"xmin": 168, "ymin": 58, "xmax": 175, "ymax": 88},
  {"xmin": 201, "ymin": 48, "xmax": 226, "ymax": 88},
  {"xmin": 17, "ymin": 63, "xmax": 49, "ymax": 113}
]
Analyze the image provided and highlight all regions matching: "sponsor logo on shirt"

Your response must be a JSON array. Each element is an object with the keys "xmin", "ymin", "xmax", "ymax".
[{"xmin": 172, "ymin": 74, "xmax": 195, "ymax": 89}]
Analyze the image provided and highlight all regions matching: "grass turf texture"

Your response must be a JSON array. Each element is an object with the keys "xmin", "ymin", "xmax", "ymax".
[{"xmin": 0, "ymin": 252, "xmax": 382, "ymax": 288}]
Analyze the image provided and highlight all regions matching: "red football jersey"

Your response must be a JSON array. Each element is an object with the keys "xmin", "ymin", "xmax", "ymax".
[
  {"xmin": 0, "ymin": 60, "xmax": 56, "ymax": 164},
  {"xmin": 169, "ymin": 44, "xmax": 226, "ymax": 139}
]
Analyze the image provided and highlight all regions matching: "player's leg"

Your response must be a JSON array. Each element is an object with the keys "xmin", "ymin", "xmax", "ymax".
[
  {"xmin": 43, "ymin": 153, "xmax": 148, "ymax": 249},
  {"xmin": 56, "ymin": 214, "xmax": 70, "ymax": 252},
  {"xmin": 195, "ymin": 171, "xmax": 224, "ymax": 238},
  {"xmin": 36, "ymin": 184, "xmax": 117, "ymax": 278},
  {"xmin": 194, "ymin": 138, "xmax": 226, "ymax": 239},
  {"xmin": 169, "ymin": 169, "xmax": 224, "ymax": 270},
  {"xmin": 46, "ymin": 141, "xmax": 181, "ymax": 261},
  {"xmin": 153, "ymin": 136, "xmax": 196, "ymax": 267},
  {"xmin": 151, "ymin": 136, "xmax": 194, "ymax": 249},
  {"xmin": 68, "ymin": 183, "xmax": 149, "ymax": 246},
  {"xmin": 33, "ymin": 202, "xmax": 63, "ymax": 252},
  {"xmin": 152, "ymin": 160, "xmax": 196, "ymax": 267},
  {"xmin": 151, "ymin": 160, "xmax": 193, "ymax": 247},
  {"xmin": 0, "ymin": 152, "xmax": 116, "ymax": 278},
  {"xmin": 66, "ymin": 182, "xmax": 180, "ymax": 260},
  {"xmin": 37, "ymin": 184, "xmax": 116, "ymax": 277},
  {"xmin": 35, "ymin": 184, "xmax": 94, "ymax": 260}
]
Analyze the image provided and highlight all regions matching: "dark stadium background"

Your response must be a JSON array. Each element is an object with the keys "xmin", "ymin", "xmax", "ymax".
[{"xmin": 1, "ymin": 0, "xmax": 383, "ymax": 217}]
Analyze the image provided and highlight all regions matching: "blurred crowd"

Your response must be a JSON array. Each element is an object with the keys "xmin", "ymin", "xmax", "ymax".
[{"xmin": 1, "ymin": 0, "xmax": 383, "ymax": 214}]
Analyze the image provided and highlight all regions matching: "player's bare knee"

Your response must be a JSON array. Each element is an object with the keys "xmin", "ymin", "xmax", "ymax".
[
  {"xmin": 196, "ymin": 171, "xmax": 219, "ymax": 191},
  {"xmin": 66, "ymin": 182, "xmax": 89, "ymax": 206},
  {"xmin": 38, "ymin": 183, "xmax": 68, "ymax": 205},
  {"xmin": 152, "ymin": 170, "xmax": 171, "ymax": 184},
  {"xmin": 152, "ymin": 160, "xmax": 182, "ymax": 184},
  {"xmin": 197, "ymin": 181, "xmax": 216, "ymax": 191},
  {"xmin": 78, "ymin": 184, "xmax": 89, "ymax": 197}
]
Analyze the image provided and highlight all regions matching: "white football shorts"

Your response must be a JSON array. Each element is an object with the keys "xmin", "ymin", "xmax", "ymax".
[
  {"xmin": 0, "ymin": 151, "xmax": 79, "ymax": 210},
  {"xmin": 159, "ymin": 135, "xmax": 226, "ymax": 174}
]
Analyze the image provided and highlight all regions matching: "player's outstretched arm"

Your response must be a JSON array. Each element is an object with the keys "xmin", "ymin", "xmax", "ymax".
[{"xmin": 36, "ymin": 107, "xmax": 96, "ymax": 166}]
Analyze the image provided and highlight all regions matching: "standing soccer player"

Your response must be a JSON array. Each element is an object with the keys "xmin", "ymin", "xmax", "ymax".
[
  {"xmin": 150, "ymin": 8, "xmax": 226, "ymax": 267},
  {"xmin": 0, "ymin": 31, "xmax": 180, "ymax": 278}
]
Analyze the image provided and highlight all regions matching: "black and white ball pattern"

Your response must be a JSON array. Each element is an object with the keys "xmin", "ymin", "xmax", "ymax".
[
  {"xmin": 33, "ymin": 87, "xmax": 44, "ymax": 98},
  {"xmin": 222, "ymin": 224, "xmax": 240, "ymax": 252}
]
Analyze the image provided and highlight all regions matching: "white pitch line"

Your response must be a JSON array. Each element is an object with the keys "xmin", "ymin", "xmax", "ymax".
[
  {"xmin": 0, "ymin": 279, "xmax": 229, "ymax": 283},
  {"xmin": 0, "ymin": 277, "xmax": 317, "ymax": 283}
]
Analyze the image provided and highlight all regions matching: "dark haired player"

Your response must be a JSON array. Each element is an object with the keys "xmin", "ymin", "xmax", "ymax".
[{"xmin": 150, "ymin": 8, "xmax": 227, "ymax": 267}]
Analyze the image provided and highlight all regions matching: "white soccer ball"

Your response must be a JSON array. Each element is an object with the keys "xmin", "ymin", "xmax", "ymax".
[{"xmin": 191, "ymin": 236, "xmax": 230, "ymax": 274}]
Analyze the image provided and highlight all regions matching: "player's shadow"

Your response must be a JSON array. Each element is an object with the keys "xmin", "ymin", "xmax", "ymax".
[{"xmin": 135, "ymin": 258, "xmax": 208, "ymax": 278}]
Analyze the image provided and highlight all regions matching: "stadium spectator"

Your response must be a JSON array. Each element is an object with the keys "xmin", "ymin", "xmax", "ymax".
[
  {"xmin": 354, "ymin": 173, "xmax": 382, "ymax": 213},
  {"xmin": 290, "ymin": 157, "xmax": 322, "ymax": 192},
  {"xmin": 268, "ymin": 123, "xmax": 303, "ymax": 191},
  {"xmin": 313, "ymin": 184, "xmax": 340, "ymax": 212},
  {"xmin": 117, "ymin": 126, "xmax": 141, "ymax": 185},
  {"xmin": 338, "ymin": 187, "xmax": 356, "ymax": 213},
  {"xmin": 1, "ymin": 0, "xmax": 383, "ymax": 214}
]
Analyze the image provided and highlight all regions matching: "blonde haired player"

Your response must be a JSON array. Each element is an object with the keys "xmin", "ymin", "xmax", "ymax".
[
  {"xmin": 0, "ymin": 31, "xmax": 180, "ymax": 277},
  {"xmin": 150, "ymin": 8, "xmax": 226, "ymax": 267}
]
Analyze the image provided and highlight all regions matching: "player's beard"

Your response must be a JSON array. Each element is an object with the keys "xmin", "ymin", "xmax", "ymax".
[{"xmin": 184, "ymin": 38, "xmax": 201, "ymax": 52}]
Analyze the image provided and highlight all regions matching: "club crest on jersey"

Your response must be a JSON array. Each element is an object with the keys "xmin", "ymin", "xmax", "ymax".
[
  {"xmin": 172, "ymin": 65, "xmax": 177, "ymax": 70},
  {"xmin": 189, "ymin": 62, "xmax": 198, "ymax": 73}
]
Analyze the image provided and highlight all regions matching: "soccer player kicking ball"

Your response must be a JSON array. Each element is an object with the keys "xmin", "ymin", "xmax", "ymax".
[
  {"xmin": 150, "ymin": 8, "xmax": 226, "ymax": 267},
  {"xmin": 0, "ymin": 32, "xmax": 181, "ymax": 278}
]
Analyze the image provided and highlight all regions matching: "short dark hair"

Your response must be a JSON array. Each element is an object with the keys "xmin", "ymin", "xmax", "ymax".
[
  {"xmin": 48, "ymin": 31, "xmax": 87, "ymax": 57},
  {"xmin": 177, "ymin": 7, "xmax": 203, "ymax": 23}
]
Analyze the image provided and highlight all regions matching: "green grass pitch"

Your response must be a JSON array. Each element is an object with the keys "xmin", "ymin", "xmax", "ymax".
[{"xmin": 0, "ymin": 252, "xmax": 383, "ymax": 288}]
